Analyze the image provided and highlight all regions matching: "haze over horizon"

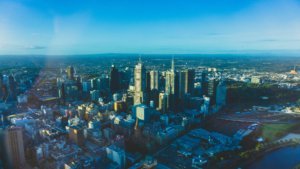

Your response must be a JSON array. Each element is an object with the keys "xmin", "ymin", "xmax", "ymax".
[{"xmin": 0, "ymin": 0, "xmax": 300, "ymax": 55}]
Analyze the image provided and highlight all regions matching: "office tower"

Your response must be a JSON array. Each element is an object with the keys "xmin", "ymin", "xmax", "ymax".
[
  {"xmin": 165, "ymin": 59, "xmax": 176, "ymax": 95},
  {"xmin": 179, "ymin": 69, "xmax": 195, "ymax": 99},
  {"xmin": 158, "ymin": 92, "xmax": 169, "ymax": 114},
  {"xmin": 216, "ymin": 81, "xmax": 227, "ymax": 107},
  {"xmin": 146, "ymin": 71, "xmax": 151, "ymax": 93},
  {"xmin": 134, "ymin": 58, "xmax": 147, "ymax": 105},
  {"xmin": 110, "ymin": 65, "xmax": 120, "ymax": 93},
  {"xmin": 201, "ymin": 96, "xmax": 210, "ymax": 114},
  {"xmin": 201, "ymin": 70, "xmax": 208, "ymax": 95},
  {"xmin": 149, "ymin": 100, "xmax": 155, "ymax": 108},
  {"xmin": 187, "ymin": 69, "xmax": 195, "ymax": 94},
  {"xmin": 150, "ymin": 70, "xmax": 159, "ymax": 90},
  {"xmin": 58, "ymin": 82, "xmax": 66, "ymax": 103},
  {"xmin": 159, "ymin": 74, "xmax": 165, "ymax": 91},
  {"xmin": 114, "ymin": 101, "xmax": 126, "ymax": 113},
  {"xmin": 90, "ymin": 90, "xmax": 100, "ymax": 102},
  {"xmin": 149, "ymin": 89, "xmax": 159, "ymax": 109},
  {"xmin": 69, "ymin": 126, "xmax": 85, "ymax": 146},
  {"xmin": 76, "ymin": 76, "xmax": 82, "ymax": 97},
  {"xmin": 106, "ymin": 145, "xmax": 126, "ymax": 169},
  {"xmin": 135, "ymin": 104, "xmax": 152, "ymax": 122},
  {"xmin": 119, "ymin": 69, "xmax": 131, "ymax": 90},
  {"xmin": 82, "ymin": 81, "xmax": 91, "ymax": 92},
  {"xmin": 208, "ymin": 79, "xmax": 219, "ymax": 106},
  {"xmin": 99, "ymin": 76, "xmax": 110, "ymax": 91},
  {"xmin": 179, "ymin": 70, "xmax": 187, "ymax": 99},
  {"xmin": 66, "ymin": 66, "xmax": 75, "ymax": 80},
  {"xmin": 165, "ymin": 59, "xmax": 178, "ymax": 110},
  {"xmin": 8, "ymin": 75, "xmax": 16, "ymax": 100},
  {"xmin": 91, "ymin": 78, "xmax": 98, "ymax": 90},
  {"xmin": 5, "ymin": 127, "xmax": 25, "ymax": 169}
]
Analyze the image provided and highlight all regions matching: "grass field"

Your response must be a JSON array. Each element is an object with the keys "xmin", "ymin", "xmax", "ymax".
[{"xmin": 261, "ymin": 123, "xmax": 299, "ymax": 142}]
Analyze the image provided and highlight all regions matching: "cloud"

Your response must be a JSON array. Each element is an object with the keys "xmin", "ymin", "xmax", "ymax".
[
  {"xmin": 257, "ymin": 39, "xmax": 300, "ymax": 42},
  {"xmin": 26, "ymin": 45, "xmax": 47, "ymax": 50}
]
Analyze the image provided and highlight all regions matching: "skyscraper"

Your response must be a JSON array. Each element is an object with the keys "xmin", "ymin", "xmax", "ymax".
[
  {"xmin": 165, "ymin": 59, "xmax": 176, "ymax": 95},
  {"xmin": 146, "ymin": 71, "xmax": 151, "ymax": 93},
  {"xmin": 208, "ymin": 79, "xmax": 219, "ymax": 106},
  {"xmin": 58, "ymin": 82, "xmax": 66, "ymax": 103},
  {"xmin": 69, "ymin": 126, "xmax": 85, "ymax": 146},
  {"xmin": 134, "ymin": 58, "xmax": 147, "ymax": 105},
  {"xmin": 150, "ymin": 70, "xmax": 159, "ymax": 90},
  {"xmin": 8, "ymin": 75, "xmax": 16, "ymax": 100},
  {"xmin": 158, "ymin": 92, "xmax": 169, "ymax": 114},
  {"xmin": 165, "ymin": 59, "xmax": 178, "ymax": 111},
  {"xmin": 216, "ymin": 81, "xmax": 227, "ymax": 107},
  {"xmin": 91, "ymin": 78, "xmax": 98, "ymax": 90},
  {"xmin": 179, "ymin": 70, "xmax": 187, "ymax": 99},
  {"xmin": 201, "ymin": 70, "xmax": 208, "ymax": 95},
  {"xmin": 187, "ymin": 69, "xmax": 195, "ymax": 94},
  {"xmin": 5, "ymin": 127, "xmax": 25, "ymax": 169},
  {"xmin": 110, "ymin": 65, "xmax": 120, "ymax": 93},
  {"xmin": 106, "ymin": 145, "xmax": 126, "ymax": 169},
  {"xmin": 66, "ymin": 66, "xmax": 75, "ymax": 80}
]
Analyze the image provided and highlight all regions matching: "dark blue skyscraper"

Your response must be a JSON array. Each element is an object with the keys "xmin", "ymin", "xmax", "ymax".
[{"xmin": 110, "ymin": 65, "xmax": 120, "ymax": 94}]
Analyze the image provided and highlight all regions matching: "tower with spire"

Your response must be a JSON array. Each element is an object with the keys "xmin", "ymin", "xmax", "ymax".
[
  {"xmin": 134, "ymin": 56, "xmax": 147, "ymax": 105},
  {"xmin": 164, "ymin": 56, "xmax": 178, "ymax": 111},
  {"xmin": 165, "ymin": 57, "xmax": 176, "ymax": 95}
]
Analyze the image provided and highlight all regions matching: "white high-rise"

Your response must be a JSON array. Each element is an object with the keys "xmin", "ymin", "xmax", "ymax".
[
  {"xmin": 165, "ymin": 58, "xmax": 176, "ymax": 95},
  {"xmin": 150, "ymin": 70, "xmax": 159, "ymax": 90},
  {"xmin": 134, "ymin": 58, "xmax": 147, "ymax": 105}
]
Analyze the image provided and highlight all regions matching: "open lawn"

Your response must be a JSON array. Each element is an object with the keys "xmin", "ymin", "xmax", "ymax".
[{"xmin": 261, "ymin": 123, "xmax": 300, "ymax": 142}]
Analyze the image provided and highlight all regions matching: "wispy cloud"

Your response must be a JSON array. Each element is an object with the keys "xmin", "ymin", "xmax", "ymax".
[
  {"xmin": 257, "ymin": 39, "xmax": 300, "ymax": 42},
  {"xmin": 26, "ymin": 45, "xmax": 46, "ymax": 50}
]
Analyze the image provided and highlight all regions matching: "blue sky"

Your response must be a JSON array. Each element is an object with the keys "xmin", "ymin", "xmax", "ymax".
[{"xmin": 0, "ymin": 0, "xmax": 300, "ymax": 55}]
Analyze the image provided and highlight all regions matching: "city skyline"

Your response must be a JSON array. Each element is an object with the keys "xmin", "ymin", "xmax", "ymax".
[{"xmin": 0, "ymin": 0, "xmax": 300, "ymax": 55}]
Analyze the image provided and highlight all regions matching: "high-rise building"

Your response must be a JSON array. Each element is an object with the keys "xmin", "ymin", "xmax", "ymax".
[
  {"xmin": 216, "ymin": 81, "xmax": 227, "ymax": 107},
  {"xmin": 110, "ymin": 65, "xmax": 120, "ymax": 93},
  {"xmin": 208, "ymin": 79, "xmax": 219, "ymax": 105},
  {"xmin": 106, "ymin": 145, "xmax": 126, "ymax": 169},
  {"xmin": 66, "ymin": 66, "xmax": 75, "ymax": 80},
  {"xmin": 201, "ymin": 70, "xmax": 208, "ymax": 95},
  {"xmin": 150, "ymin": 70, "xmax": 159, "ymax": 90},
  {"xmin": 99, "ymin": 76, "xmax": 110, "ymax": 91},
  {"xmin": 90, "ymin": 90, "xmax": 100, "ymax": 102},
  {"xmin": 135, "ymin": 104, "xmax": 152, "ymax": 122},
  {"xmin": 68, "ymin": 126, "xmax": 85, "ymax": 146},
  {"xmin": 5, "ymin": 127, "xmax": 25, "ymax": 169},
  {"xmin": 134, "ymin": 58, "xmax": 147, "ymax": 105},
  {"xmin": 8, "ymin": 75, "xmax": 16, "ymax": 100},
  {"xmin": 179, "ymin": 71, "xmax": 187, "ymax": 99},
  {"xmin": 146, "ymin": 71, "xmax": 151, "ymax": 93},
  {"xmin": 158, "ymin": 92, "xmax": 169, "ymax": 114},
  {"xmin": 165, "ymin": 59, "xmax": 176, "ymax": 95},
  {"xmin": 76, "ymin": 76, "xmax": 82, "ymax": 98},
  {"xmin": 179, "ymin": 69, "xmax": 195, "ymax": 99},
  {"xmin": 58, "ymin": 82, "xmax": 66, "ymax": 101},
  {"xmin": 90, "ymin": 78, "xmax": 98, "ymax": 90},
  {"xmin": 165, "ymin": 59, "xmax": 178, "ymax": 110},
  {"xmin": 187, "ymin": 69, "xmax": 195, "ymax": 94},
  {"xmin": 82, "ymin": 81, "xmax": 91, "ymax": 92}
]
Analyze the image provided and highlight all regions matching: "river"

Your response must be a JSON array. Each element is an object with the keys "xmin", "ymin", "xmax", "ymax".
[{"xmin": 248, "ymin": 145, "xmax": 300, "ymax": 169}]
